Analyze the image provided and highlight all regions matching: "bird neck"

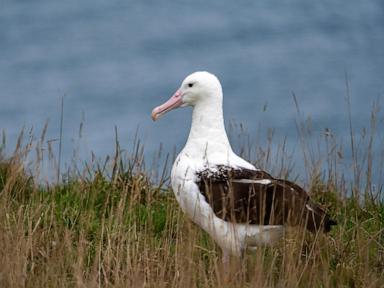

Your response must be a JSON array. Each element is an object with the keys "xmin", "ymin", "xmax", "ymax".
[{"xmin": 183, "ymin": 98, "xmax": 233, "ymax": 162}]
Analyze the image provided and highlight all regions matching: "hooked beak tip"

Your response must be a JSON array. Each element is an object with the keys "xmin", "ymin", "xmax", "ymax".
[{"xmin": 151, "ymin": 109, "xmax": 159, "ymax": 121}]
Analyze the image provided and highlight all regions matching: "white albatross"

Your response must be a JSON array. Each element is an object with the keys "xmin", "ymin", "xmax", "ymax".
[{"xmin": 151, "ymin": 71, "xmax": 336, "ymax": 265}]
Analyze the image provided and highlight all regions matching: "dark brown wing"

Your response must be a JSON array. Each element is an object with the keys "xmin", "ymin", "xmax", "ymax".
[{"xmin": 196, "ymin": 166, "xmax": 336, "ymax": 233}]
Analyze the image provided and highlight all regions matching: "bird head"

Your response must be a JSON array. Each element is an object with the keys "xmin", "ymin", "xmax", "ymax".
[{"xmin": 151, "ymin": 71, "xmax": 222, "ymax": 121}]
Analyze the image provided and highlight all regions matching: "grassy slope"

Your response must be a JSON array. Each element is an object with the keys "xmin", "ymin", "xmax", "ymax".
[
  {"xmin": 0, "ymin": 111, "xmax": 383, "ymax": 288},
  {"xmin": 0, "ymin": 148, "xmax": 383, "ymax": 288}
]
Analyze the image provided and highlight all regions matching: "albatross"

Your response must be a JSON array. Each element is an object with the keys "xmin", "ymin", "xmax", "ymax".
[{"xmin": 151, "ymin": 71, "xmax": 336, "ymax": 264}]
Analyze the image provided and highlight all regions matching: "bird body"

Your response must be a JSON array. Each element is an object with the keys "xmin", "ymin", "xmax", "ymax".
[
  {"xmin": 151, "ymin": 71, "xmax": 336, "ymax": 258},
  {"xmin": 171, "ymin": 143, "xmax": 284, "ymax": 256}
]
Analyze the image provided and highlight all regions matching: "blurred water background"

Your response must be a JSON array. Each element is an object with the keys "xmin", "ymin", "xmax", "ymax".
[{"xmin": 1, "ymin": 1, "xmax": 383, "ymax": 184}]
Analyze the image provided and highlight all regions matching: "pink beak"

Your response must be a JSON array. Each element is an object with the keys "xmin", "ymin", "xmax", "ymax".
[{"xmin": 151, "ymin": 90, "xmax": 183, "ymax": 121}]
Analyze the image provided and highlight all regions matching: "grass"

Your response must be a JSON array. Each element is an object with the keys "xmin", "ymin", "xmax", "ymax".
[{"xmin": 0, "ymin": 106, "xmax": 383, "ymax": 287}]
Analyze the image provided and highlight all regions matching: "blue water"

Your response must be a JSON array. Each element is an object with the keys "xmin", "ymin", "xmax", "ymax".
[{"xmin": 1, "ymin": 1, "xmax": 383, "ymax": 184}]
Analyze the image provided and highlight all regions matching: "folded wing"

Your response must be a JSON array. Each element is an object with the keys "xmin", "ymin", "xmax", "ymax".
[{"xmin": 196, "ymin": 166, "xmax": 336, "ymax": 232}]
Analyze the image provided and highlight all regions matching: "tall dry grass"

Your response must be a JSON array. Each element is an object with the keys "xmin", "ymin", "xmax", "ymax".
[{"xmin": 0, "ymin": 101, "xmax": 383, "ymax": 287}]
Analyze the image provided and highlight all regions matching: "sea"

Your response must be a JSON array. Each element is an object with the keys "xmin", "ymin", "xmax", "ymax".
[{"xmin": 1, "ymin": 0, "xmax": 383, "ymax": 186}]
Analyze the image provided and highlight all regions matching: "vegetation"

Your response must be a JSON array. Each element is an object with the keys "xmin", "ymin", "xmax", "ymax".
[{"xmin": 0, "ymin": 106, "xmax": 383, "ymax": 287}]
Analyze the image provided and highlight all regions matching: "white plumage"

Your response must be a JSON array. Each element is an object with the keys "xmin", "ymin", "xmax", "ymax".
[
  {"xmin": 152, "ymin": 71, "xmax": 283, "ymax": 257},
  {"xmin": 152, "ymin": 71, "xmax": 335, "ymax": 266}
]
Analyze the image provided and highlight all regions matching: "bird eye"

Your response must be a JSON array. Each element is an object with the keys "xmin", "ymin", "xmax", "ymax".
[{"xmin": 188, "ymin": 83, "xmax": 193, "ymax": 88}]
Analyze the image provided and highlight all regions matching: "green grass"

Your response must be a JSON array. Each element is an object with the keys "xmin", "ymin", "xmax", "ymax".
[{"xmin": 0, "ymin": 116, "xmax": 383, "ymax": 287}]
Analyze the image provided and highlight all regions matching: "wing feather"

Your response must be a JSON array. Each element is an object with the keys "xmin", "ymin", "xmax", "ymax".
[{"xmin": 196, "ymin": 165, "xmax": 336, "ymax": 232}]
